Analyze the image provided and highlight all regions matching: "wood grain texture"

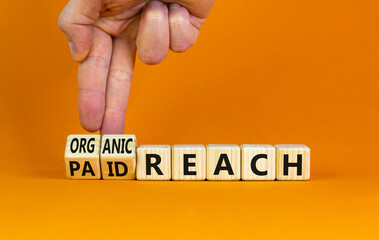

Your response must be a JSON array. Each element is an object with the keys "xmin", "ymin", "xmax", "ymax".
[
  {"xmin": 275, "ymin": 144, "xmax": 310, "ymax": 180},
  {"xmin": 64, "ymin": 135, "xmax": 101, "ymax": 179},
  {"xmin": 241, "ymin": 144, "xmax": 275, "ymax": 180},
  {"xmin": 206, "ymin": 144, "xmax": 241, "ymax": 180},
  {"xmin": 172, "ymin": 145, "xmax": 206, "ymax": 180},
  {"xmin": 100, "ymin": 134, "xmax": 137, "ymax": 180},
  {"xmin": 136, "ymin": 145, "xmax": 171, "ymax": 180}
]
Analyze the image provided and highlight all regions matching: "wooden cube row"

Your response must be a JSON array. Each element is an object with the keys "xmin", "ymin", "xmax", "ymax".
[{"xmin": 64, "ymin": 135, "xmax": 310, "ymax": 181}]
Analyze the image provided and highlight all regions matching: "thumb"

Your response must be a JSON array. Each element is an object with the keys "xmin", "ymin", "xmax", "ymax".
[{"xmin": 58, "ymin": 0, "xmax": 102, "ymax": 62}]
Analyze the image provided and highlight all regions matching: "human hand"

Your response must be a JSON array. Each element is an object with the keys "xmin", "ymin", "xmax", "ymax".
[{"xmin": 58, "ymin": 0, "xmax": 214, "ymax": 134}]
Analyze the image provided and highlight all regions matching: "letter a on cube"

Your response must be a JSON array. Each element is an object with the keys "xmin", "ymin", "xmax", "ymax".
[
  {"xmin": 207, "ymin": 144, "xmax": 241, "ymax": 180},
  {"xmin": 136, "ymin": 145, "xmax": 171, "ymax": 180},
  {"xmin": 275, "ymin": 144, "xmax": 310, "ymax": 180},
  {"xmin": 100, "ymin": 134, "xmax": 137, "ymax": 180},
  {"xmin": 64, "ymin": 135, "xmax": 101, "ymax": 179}
]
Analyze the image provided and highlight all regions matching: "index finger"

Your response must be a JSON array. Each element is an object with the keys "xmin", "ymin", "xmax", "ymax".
[{"xmin": 78, "ymin": 26, "xmax": 112, "ymax": 132}]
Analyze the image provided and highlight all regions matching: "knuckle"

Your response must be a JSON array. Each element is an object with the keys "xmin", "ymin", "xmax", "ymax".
[
  {"xmin": 145, "ymin": 2, "xmax": 167, "ymax": 22},
  {"xmin": 105, "ymin": 106, "xmax": 126, "ymax": 115},
  {"xmin": 79, "ymin": 88, "xmax": 105, "ymax": 97},
  {"xmin": 146, "ymin": 11, "xmax": 165, "ymax": 22},
  {"xmin": 108, "ymin": 70, "xmax": 133, "ymax": 84},
  {"xmin": 86, "ymin": 56, "xmax": 109, "ymax": 68},
  {"xmin": 58, "ymin": 13, "xmax": 69, "ymax": 31}
]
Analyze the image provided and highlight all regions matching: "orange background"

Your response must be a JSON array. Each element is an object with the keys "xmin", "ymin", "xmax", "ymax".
[{"xmin": 1, "ymin": 0, "xmax": 378, "ymax": 238}]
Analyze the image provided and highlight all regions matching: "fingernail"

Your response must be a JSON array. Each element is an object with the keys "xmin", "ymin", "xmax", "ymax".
[
  {"xmin": 193, "ymin": 26, "xmax": 200, "ymax": 42},
  {"xmin": 169, "ymin": 3, "xmax": 181, "ymax": 10},
  {"xmin": 69, "ymin": 41, "xmax": 75, "ymax": 58}
]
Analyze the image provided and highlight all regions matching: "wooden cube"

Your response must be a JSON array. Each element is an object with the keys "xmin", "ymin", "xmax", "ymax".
[
  {"xmin": 275, "ymin": 144, "xmax": 310, "ymax": 180},
  {"xmin": 64, "ymin": 135, "xmax": 101, "ymax": 179},
  {"xmin": 241, "ymin": 144, "xmax": 275, "ymax": 180},
  {"xmin": 206, "ymin": 144, "xmax": 241, "ymax": 180},
  {"xmin": 172, "ymin": 145, "xmax": 206, "ymax": 180},
  {"xmin": 136, "ymin": 145, "xmax": 171, "ymax": 180},
  {"xmin": 100, "ymin": 134, "xmax": 137, "ymax": 180}
]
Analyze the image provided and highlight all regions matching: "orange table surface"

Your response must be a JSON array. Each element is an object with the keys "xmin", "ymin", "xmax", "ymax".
[{"xmin": 1, "ymin": 0, "xmax": 378, "ymax": 239}]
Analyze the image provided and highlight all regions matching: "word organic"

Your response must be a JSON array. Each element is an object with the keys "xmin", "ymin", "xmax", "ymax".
[{"xmin": 64, "ymin": 135, "xmax": 310, "ymax": 181}]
